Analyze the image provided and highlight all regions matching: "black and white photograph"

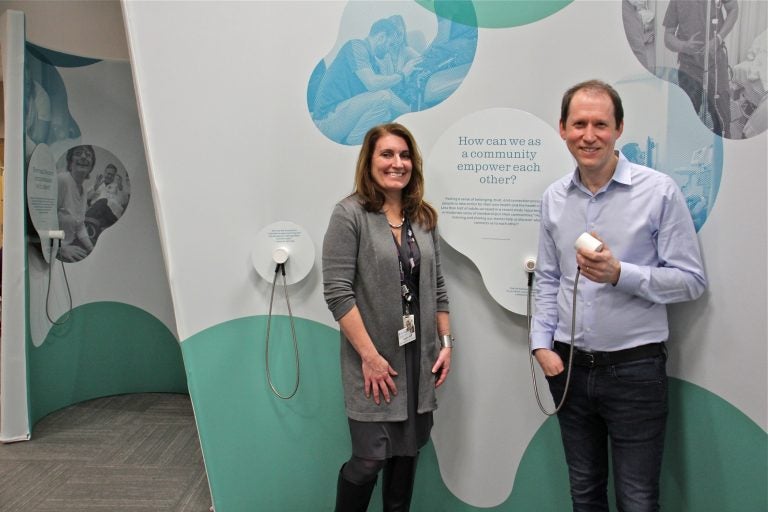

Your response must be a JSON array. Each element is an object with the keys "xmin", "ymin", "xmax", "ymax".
[{"xmin": 623, "ymin": 0, "xmax": 767, "ymax": 138}]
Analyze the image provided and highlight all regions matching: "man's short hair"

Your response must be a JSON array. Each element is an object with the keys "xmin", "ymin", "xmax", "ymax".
[
  {"xmin": 369, "ymin": 18, "xmax": 398, "ymax": 38},
  {"xmin": 560, "ymin": 79, "xmax": 624, "ymax": 128}
]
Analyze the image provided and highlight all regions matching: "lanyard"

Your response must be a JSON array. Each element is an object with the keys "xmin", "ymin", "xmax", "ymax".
[{"xmin": 394, "ymin": 219, "xmax": 417, "ymax": 314}]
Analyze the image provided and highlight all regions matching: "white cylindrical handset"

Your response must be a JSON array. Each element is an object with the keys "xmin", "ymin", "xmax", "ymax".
[
  {"xmin": 45, "ymin": 230, "xmax": 66, "ymax": 240},
  {"xmin": 574, "ymin": 232, "xmax": 603, "ymax": 252},
  {"xmin": 272, "ymin": 247, "xmax": 289, "ymax": 265},
  {"xmin": 524, "ymin": 258, "xmax": 536, "ymax": 273}
]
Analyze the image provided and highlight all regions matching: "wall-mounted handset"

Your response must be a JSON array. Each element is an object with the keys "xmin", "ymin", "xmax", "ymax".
[
  {"xmin": 524, "ymin": 258, "xmax": 536, "ymax": 286},
  {"xmin": 252, "ymin": 221, "xmax": 315, "ymax": 400},
  {"xmin": 272, "ymin": 247, "xmax": 289, "ymax": 265},
  {"xmin": 527, "ymin": 232, "xmax": 598, "ymax": 416},
  {"xmin": 28, "ymin": 144, "xmax": 74, "ymax": 326},
  {"xmin": 524, "ymin": 258, "xmax": 536, "ymax": 273},
  {"xmin": 45, "ymin": 230, "xmax": 65, "ymax": 240}
]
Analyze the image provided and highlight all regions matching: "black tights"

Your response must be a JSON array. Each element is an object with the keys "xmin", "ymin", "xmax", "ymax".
[
  {"xmin": 342, "ymin": 456, "xmax": 387, "ymax": 485},
  {"xmin": 337, "ymin": 455, "xmax": 419, "ymax": 511},
  {"xmin": 342, "ymin": 455, "xmax": 418, "ymax": 485}
]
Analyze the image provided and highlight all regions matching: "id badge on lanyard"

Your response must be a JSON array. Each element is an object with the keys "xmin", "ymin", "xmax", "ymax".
[
  {"xmin": 398, "ymin": 270, "xmax": 417, "ymax": 346},
  {"xmin": 398, "ymin": 313, "xmax": 416, "ymax": 346}
]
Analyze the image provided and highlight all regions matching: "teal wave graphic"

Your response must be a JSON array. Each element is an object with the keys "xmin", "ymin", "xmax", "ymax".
[
  {"xmin": 29, "ymin": 302, "xmax": 185, "ymax": 426},
  {"xmin": 26, "ymin": 44, "xmax": 83, "ymax": 145},
  {"xmin": 27, "ymin": 43, "xmax": 101, "ymax": 68},
  {"xmin": 181, "ymin": 316, "xmax": 348, "ymax": 510},
  {"xmin": 183, "ymin": 316, "xmax": 766, "ymax": 510},
  {"xmin": 508, "ymin": 379, "xmax": 767, "ymax": 511},
  {"xmin": 415, "ymin": 0, "xmax": 572, "ymax": 28}
]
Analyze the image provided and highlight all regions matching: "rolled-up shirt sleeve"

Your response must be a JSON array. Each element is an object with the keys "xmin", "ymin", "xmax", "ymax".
[{"xmin": 432, "ymin": 226, "xmax": 450, "ymax": 313}]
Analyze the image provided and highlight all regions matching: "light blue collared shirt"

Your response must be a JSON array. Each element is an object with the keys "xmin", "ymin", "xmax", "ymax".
[{"xmin": 530, "ymin": 152, "xmax": 707, "ymax": 352}]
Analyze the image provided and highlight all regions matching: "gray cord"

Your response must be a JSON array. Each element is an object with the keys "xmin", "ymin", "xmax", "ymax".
[
  {"xmin": 265, "ymin": 264, "xmax": 300, "ymax": 399},
  {"xmin": 46, "ymin": 240, "xmax": 73, "ymax": 326},
  {"xmin": 527, "ymin": 268, "xmax": 579, "ymax": 416}
]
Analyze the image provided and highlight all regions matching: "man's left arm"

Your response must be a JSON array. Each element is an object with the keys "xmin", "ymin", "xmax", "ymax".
[{"xmin": 612, "ymin": 185, "xmax": 707, "ymax": 304}]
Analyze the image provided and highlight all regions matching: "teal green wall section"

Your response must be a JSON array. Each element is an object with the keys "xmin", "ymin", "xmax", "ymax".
[
  {"xmin": 413, "ymin": 380, "xmax": 767, "ymax": 511},
  {"xmin": 28, "ymin": 302, "xmax": 186, "ymax": 426},
  {"xmin": 184, "ymin": 317, "xmax": 766, "ymax": 511},
  {"xmin": 499, "ymin": 379, "xmax": 767, "ymax": 510},
  {"xmin": 415, "ymin": 0, "xmax": 572, "ymax": 29},
  {"xmin": 181, "ymin": 316, "xmax": 349, "ymax": 511},
  {"xmin": 660, "ymin": 379, "xmax": 767, "ymax": 511}
]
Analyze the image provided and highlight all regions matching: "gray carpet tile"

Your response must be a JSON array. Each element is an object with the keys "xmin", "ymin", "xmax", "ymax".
[{"xmin": 0, "ymin": 393, "xmax": 212, "ymax": 512}]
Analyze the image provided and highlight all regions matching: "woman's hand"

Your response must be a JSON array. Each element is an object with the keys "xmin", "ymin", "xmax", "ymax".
[
  {"xmin": 362, "ymin": 354, "xmax": 398, "ymax": 405},
  {"xmin": 432, "ymin": 347, "xmax": 452, "ymax": 388}
]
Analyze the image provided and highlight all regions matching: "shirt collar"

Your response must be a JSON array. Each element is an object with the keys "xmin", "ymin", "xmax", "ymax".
[
  {"xmin": 567, "ymin": 150, "xmax": 632, "ymax": 193},
  {"xmin": 612, "ymin": 151, "xmax": 632, "ymax": 186}
]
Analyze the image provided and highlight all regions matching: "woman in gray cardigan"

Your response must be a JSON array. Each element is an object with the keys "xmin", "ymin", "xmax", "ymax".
[{"xmin": 323, "ymin": 123, "xmax": 453, "ymax": 511}]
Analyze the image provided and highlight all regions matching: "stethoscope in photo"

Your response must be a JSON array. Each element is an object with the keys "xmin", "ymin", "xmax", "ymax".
[{"xmin": 526, "ymin": 232, "xmax": 602, "ymax": 416}]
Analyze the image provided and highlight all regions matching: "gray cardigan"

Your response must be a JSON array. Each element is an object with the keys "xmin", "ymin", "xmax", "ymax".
[{"xmin": 322, "ymin": 195, "xmax": 450, "ymax": 421}]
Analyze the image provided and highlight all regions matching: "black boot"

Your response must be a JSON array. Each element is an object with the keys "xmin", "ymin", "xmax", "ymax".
[
  {"xmin": 382, "ymin": 456, "xmax": 418, "ymax": 512},
  {"xmin": 335, "ymin": 466, "xmax": 376, "ymax": 512}
]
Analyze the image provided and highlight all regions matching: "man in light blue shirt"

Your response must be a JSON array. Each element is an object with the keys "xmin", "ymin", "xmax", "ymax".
[{"xmin": 531, "ymin": 80, "xmax": 706, "ymax": 512}]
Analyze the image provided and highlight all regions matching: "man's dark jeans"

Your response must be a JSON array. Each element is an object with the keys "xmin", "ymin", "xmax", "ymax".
[{"xmin": 548, "ymin": 349, "xmax": 668, "ymax": 512}]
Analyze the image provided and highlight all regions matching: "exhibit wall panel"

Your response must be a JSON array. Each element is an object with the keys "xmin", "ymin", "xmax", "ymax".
[
  {"xmin": 0, "ymin": 7, "xmax": 186, "ymax": 440},
  {"xmin": 124, "ymin": 1, "xmax": 767, "ymax": 510},
  {"xmin": 0, "ymin": 9, "xmax": 29, "ymax": 442},
  {"xmin": 23, "ymin": 44, "xmax": 186, "ymax": 426}
]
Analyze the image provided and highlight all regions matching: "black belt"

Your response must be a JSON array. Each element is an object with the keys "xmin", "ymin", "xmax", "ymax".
[{"xmin": 554, "ymin": 341, "xmax": 665, "ymax": 368}]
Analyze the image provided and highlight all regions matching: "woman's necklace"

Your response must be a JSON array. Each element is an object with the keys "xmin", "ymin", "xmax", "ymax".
[{"xmin": 385, "ymin": 207, "xmax": 405, "ymax": 229}]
